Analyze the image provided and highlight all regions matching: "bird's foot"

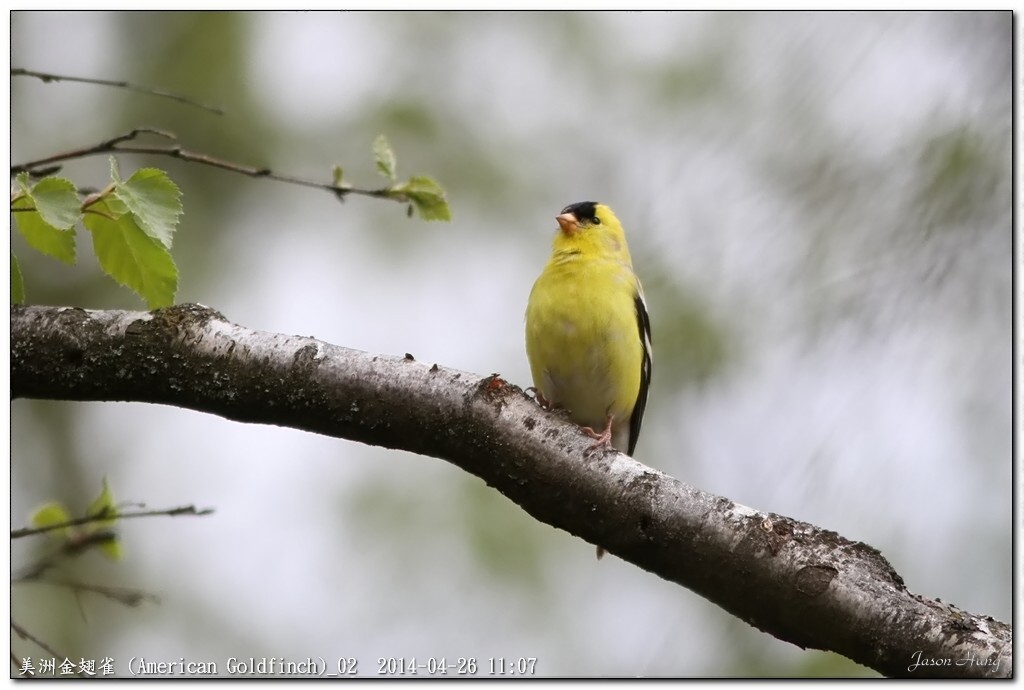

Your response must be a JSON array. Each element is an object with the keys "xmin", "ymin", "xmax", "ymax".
[
  {"xmin": 581, "ymin": 416, "xmax": 614, "ymax": 454},
  {"xmin": 527, "ymin": 387, "xmax": 558, "ymax": 411}
]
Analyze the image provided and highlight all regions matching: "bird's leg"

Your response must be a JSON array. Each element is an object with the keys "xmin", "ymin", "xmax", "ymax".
[
  {"xmin": 581, "ymin": 414, "xmax": 614, "ymax": 453},
  {"xmin": 585, "ymin": 414, "xmax": 615, "ymax": 557}
]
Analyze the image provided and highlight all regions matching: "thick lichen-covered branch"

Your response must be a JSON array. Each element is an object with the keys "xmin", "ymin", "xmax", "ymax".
[{"xmin": 10, "ymin": 304, "xmax": 1011, "ymax": 678}]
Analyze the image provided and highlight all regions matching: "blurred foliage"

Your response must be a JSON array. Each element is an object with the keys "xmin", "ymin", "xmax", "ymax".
[
  {"xmin": 344, "ymin": 473, "xmax": 555, "ymax": 593},
  {"xmin": 785, "ymin": 651, "xmax": 879, "ymax": 679},
  {"xmin": 642, "ymin": 266, "xmax": 733, "ymax": 390},
  {"xmin": 916, "ymin": 128, "xmax": 1005, "ymax": 231},
  {"xmin": 455, "ymin": 478, "xmax": 557, "ymax": 592}
]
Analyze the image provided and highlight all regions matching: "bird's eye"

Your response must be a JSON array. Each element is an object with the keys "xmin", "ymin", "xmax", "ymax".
[{"xmin": 592, "ymin": 217, "xmax": 601, "ymax": 225}]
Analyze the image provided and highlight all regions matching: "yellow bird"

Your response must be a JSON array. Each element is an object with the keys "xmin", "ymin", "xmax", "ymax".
[{"xmin": 525, "ymin": 201, "xmax": 652, "ymax": 458}]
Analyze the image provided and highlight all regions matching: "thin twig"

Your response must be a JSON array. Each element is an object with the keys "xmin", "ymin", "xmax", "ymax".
[
  {"xmin": 14, "ymin": 531, "xmax": 118, "ymax": 582},
  {"xmin": 18, "ymin": 578, "xmax": 159, "ymax": 608},
  {"xmin": 11, "ymin": 619, "xmax": 81, "ymax": 676},
  {"xmin": 10, "ymin": 127, "xmax": 175, "ymax": 173},
  {"xmin": 11, "ymin": 503, "xmax": 214, "ymax": 539},
  {"xmin": 10, "ymin": 128, "xmax": 404, "ymax": 206},
  {"xmin": 12, "ymin": 67, "xmax": 224, "ymax": 115}
]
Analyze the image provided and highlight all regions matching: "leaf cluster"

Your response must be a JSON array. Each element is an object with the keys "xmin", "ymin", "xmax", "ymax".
[
  {"xmin": 26, "ymin": 477, "xmax": 123, "ymax": 563},
  {"xmin": 369, "ymin": 134, "xmax": 451, "ymax": 221},
  {"xmin": 12, "ymin": 159, "xmax": 182, "ymax": 308}
]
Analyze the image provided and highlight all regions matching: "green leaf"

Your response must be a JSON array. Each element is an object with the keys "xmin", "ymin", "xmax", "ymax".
[
  {"xmin": 395, "ymin": 175, "xmax": 451, "ymax": 221},
  {"xmin": 109, "ymin": 156, "xmax": 123, "ymax": 184},
  {"xmin": 11, "ymin": 253, "xmax": 24, "ymax": 304},
  {"xmin": 96, "ymin": 533, "xmax": 123, "ymax": 561},
  {"xmin": 12, "ymin": 173, "xmax": 80, "ymax": 264},
  {"xmin": 113, "ymin": 167, "xmax": 182, "ymax": 249},
  {"xmin": 373, "ymin": 134, "xmax": 397, "ymax": 182},
  {"xmin": 16, "ymin": 174, "xmax": 81, "ymax": 230},
  {"xmin": 31, "ymin": 502, "xmax": 73, "ymax": 539},
  {"xmin": 12, "ymin": 194, "xmax": 77, "ymax": 265},
  {"xmin": 85, "ymin": 478, "xmax": 122, "ymax": 561},
  {"xmin": 86, "ymin": 477, "xmax": 119, "ymax": 531},
  {"xmin": 84, "ymin": 198, "xmax": 178, "ymax": 308}
]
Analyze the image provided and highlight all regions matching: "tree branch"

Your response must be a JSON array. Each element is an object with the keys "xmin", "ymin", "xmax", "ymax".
[
  {"xmin": 10, "ymin": 304, "xmax": 1011, "ymax": 678},
  {"xmin": 10, "ymin": 129, "xmax": 400, "ymax": 206}
]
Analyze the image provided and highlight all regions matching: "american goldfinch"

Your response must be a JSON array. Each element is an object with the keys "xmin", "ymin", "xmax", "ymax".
[{"xmin": 525, "ymin": 201, "xmax": 652, "ymax": 459}]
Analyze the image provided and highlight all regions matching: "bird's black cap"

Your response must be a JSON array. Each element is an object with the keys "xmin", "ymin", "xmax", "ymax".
[{"xmin": 560, "ymin": 201, "xmax": 599, "ymax": 224}]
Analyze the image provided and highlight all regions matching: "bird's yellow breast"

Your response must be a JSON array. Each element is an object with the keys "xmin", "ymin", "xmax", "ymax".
[{"xmin": 525, "ymin": 255, "xmax": 643, "ymax": 436}]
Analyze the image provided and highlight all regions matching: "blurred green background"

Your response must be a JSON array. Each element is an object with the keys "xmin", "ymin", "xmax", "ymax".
[{"xmin": 10, "ymin": 11, "xmax": 1010, "ymax": 678}]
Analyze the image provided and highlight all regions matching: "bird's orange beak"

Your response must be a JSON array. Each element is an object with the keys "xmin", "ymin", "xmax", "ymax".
[{"xmin": 556, "ymin": 212, "xmax": 580, "ymax": 234}]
